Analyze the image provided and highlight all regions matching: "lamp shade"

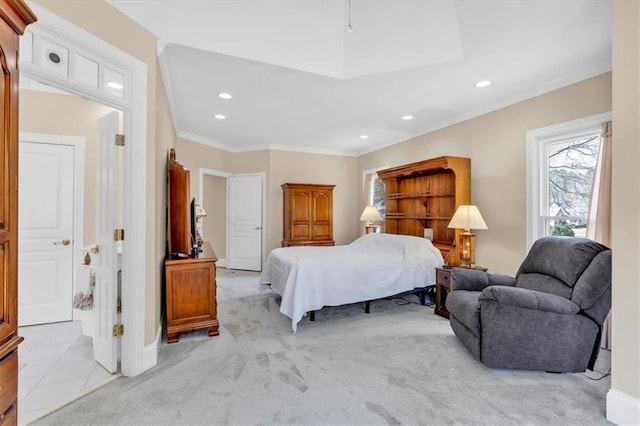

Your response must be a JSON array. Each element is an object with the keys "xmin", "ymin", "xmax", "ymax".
[
  {"xmin": 359, "ymin": 206, "xmax": 383, "ymax": 222},
  {"xmin": 447, "ymin": 205, "xmax": 488, "ymax": 231}
]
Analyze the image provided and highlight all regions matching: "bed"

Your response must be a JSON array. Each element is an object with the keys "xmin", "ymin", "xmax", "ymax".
[{"xmin": 260, "ymin": 233, "xmax": 444, "ymax": 332}]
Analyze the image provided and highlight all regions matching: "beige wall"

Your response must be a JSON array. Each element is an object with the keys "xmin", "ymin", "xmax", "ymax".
[
  {"xmin": 202, "ymin": 175, "xmax": 226, "ymax": 259},
  {"xmin": 154, "ymin": 58, "xmax": 177, "ymax": 343},
  {"xmin": 175, "ymin": 139, "xmax": 359, "ymax": 261},
  {"xmin": 268, "ymin": 150, "xmax": 359, "ymax": 251},
  {"xmin": 19, "ymin": 89, "xmax": 119, "ymax": 246},
  {"xmin": 611, "ymin": 0, "xmax": 640, "ymax": 406},
  {"xmin": 34, "ymin": 0, "xmax": 169, "ymax": 346},
  {"xmin": 358, "ymin": 73, "xmax": 612, "ymax": 275}
]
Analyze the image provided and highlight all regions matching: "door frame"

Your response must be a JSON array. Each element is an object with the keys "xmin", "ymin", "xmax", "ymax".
[
  {"xmin": 18, "ymin": 133, "xmax": 85, "ymax": 321},
  {"xmin": 197, "ymin": 169, "xmax": 266, "ymax": 269},
  {"xmin": 198, "ymin": 168, "xmax": 233, "ymax": 267},
  {"xmin": 21, "ymin": 3, "xmax": 149, "ymax": 376},
  {"xmin": 226, "ymin": 172, "xmax": 266, "ymax": 270}
]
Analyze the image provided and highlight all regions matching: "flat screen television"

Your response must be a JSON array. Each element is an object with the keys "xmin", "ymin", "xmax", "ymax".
[{"xmin": 190, "ymin": 197, "xmax": 197, "ymax": 250}]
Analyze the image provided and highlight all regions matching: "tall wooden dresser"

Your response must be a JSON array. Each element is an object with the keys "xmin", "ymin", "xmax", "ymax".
[
  {"xmin": 0, "ymin": 1, "xmax": 36, "ymax": 424},
  {"xmin": 165, "ymin": 150, "xmax": 219, "ymax": 343},
  {"xmin": 282, "ymin": 183, "xmax": 335, "ymax": 247}
]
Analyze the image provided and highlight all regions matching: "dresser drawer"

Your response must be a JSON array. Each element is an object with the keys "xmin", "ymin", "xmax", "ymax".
[
  {"xmin": 0, "ymin": 350, "xmax": 17, "ymax": 421},
  {"xmin": 436, "ymin": 268, "xmax": 451, "ymax": 289},
  {"xmin": 0, "ymin": 402, "xmax": 16, "ymax": 425}
]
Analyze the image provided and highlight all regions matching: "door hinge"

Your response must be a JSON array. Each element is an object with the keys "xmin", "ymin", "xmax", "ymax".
[
  {"xmin": 113, "ymin": 323, "xmax": 124, "ymax": 337},
  {"xmin": 117, "ymin": 298, "xmax": 122, "ymax": 314},
  {"xmin": 114, "ymin": 229, "xmax": 124, "ymax": 241},
  {"xmin": 115, "ymin": 134, "xmax": 125, "ymax": 146}
]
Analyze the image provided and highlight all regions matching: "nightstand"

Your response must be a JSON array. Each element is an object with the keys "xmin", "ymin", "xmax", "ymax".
[
  {"xmin": 435, "ymin": 266, "xmax": 488, "ymax": 318},
  {"xmin": 435, "ymin": 267, "xmax": 452, "ymax": 318}
]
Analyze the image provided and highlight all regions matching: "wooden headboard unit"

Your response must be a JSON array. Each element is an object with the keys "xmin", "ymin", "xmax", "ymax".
[{"xmin": 376, "ymin": 156, "xmax": 471, "ymax": 264}]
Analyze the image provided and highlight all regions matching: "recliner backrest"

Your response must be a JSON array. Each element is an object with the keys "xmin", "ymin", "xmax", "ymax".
[{"xmin": 515, "ymin": 237, "xmax": 610, "ymax": 313}]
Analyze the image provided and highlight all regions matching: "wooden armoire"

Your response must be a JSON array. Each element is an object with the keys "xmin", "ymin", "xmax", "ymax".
[
  {"xmin": 282, "ymin": 183, "xmax": 335, "ymax": 247},
  {"xmin": 0, "ymin": 1, "xmax": 37, "ymax": 424}
]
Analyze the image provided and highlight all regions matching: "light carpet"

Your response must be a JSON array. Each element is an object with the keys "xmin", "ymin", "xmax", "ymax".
[{"xmin": 35, "ymin": 268, "xmax": 611, "ymax": 425}]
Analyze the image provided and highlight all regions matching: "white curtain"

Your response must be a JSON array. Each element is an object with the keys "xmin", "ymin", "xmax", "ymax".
[
  {"xmin": 586, "ymin": 121, "xmax": 612, "ymax": 246},
  {"xmin": 586, "ymin": 121, "xmax": 612, "ymax": 349}
]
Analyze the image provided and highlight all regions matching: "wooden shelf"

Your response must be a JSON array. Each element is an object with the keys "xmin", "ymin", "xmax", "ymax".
[
  {"xmin": 385, "ymin": 213, "xmax": 451, "ymax": 220},
  {"xmin": 387, "ymin": 191, "xmax": 455, "ymax": 199}
]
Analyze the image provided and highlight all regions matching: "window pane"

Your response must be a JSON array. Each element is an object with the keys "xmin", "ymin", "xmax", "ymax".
[
  {"xmin": 547, "ymin": 135, "xmax": 600, "ymax": 220},
  {"xmin": 372, "ymin": 177, "xmax": 385, "ymax": 218},
  {"xmin": 545, "ymin": 218, "xmax": 585, "ymax": 237}
]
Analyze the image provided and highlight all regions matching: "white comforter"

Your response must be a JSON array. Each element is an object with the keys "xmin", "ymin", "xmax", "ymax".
[{"xmin": 260, "ymin": 233, "xmax": 444, "ymax": 332}]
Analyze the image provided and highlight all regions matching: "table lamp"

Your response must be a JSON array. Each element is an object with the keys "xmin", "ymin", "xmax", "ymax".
[
  {"xmin": 447, "ymin": 205, "xmax": 488, "ymax": 267},
  {"xmin": 360, "ymin": 206, "xmax": 383, "ymax": 234}
]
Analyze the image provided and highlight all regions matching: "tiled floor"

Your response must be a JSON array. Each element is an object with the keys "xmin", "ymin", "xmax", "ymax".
[{"xmin": 18, "ymin": 321, "xmax": 120, "ymax": 425}]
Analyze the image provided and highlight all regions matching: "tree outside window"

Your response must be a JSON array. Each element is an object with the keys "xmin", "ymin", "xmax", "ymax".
[{"xmin": 546, "ymin": 134, "xmax": 599, "ymax": 237}]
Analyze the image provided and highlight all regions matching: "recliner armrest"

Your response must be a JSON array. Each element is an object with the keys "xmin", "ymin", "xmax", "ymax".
[
  {"xmin": 450, "ymin": 268, "xmax": 516, "ymax": 292},
  {"xmin": 488, "ymin": 272, "xmax": 517, "ymax": 288},
  {"xmin": 479, "ymin": 286, "xmax": 580, "ymax": 315}
]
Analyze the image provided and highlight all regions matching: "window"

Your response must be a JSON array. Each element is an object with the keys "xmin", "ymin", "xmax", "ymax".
[
  {"xmin": 362, "ymin": 166, "xmax": 387, "ymax": 218},
  {"xmin": 526, "ymin": 112, "xmax": 611, "ymax": 249}
]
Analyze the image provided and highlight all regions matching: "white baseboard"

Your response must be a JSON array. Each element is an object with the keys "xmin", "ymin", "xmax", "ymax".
[
  {"xmin": 217, "ymin": 258, "xmax": 227, "ymax": 268},
  {"xmin": 607, "ymin": 388, "xmax": 640, "ymax": 425},
  {"xmin": 142, "ymin": 322, "xmax": 162, "ymax": 372}
]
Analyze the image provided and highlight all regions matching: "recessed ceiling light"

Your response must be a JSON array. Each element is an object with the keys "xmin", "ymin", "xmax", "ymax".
[
  {"xmin": 475, "ymin": 80, "xmax": 492, "ymax": 88},
  {"xmin": 218, "ymin": 93, "xmax": 232, "ymax": 100},
  {"xmin": 107, "ymin": 81, "xmax": 123, "ymax": 89},
  {"xmin": 360, "ymin": 135, "xmax": 369, "ymax": 139},
  {"xmin": 214, "ymin": 114, "xmax": 226, "ymax": 120},
  {"xmin": 402, "ymin": 115, "xmax": 414, "ymax": 120}
]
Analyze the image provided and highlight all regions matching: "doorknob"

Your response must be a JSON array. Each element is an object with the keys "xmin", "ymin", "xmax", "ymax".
[
  {"xmin": 254, "ymin": 227, "xmax": 262, "ymax": 231},
  {"xmin": 54, "ymin": 239, "xmax": 71, "ymax": 246}
]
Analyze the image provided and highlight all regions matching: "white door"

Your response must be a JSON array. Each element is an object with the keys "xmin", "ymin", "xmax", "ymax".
[
  {"xmin": 18, "ymin": 142, "xmax": 74, "ymax": 326},
  {"xmin": 227, "ymin": 175, "xmax": 263, "ymax": 271},
  {"xmin": 93, "ymin": 111, "xmax": 120, "ymax": 373}
]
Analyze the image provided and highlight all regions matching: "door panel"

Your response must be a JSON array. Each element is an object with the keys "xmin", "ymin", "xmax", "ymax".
[
  {"xmin": 18, "ymin": 142, "xmax": 74, "ymax": 325},
  {"xmin": 93, "ymin": 111, "xmax": 119, "ymax": 373},
  {"xmin": 227, "ymin": 175, "xmax": 262, "ymax": 271}
]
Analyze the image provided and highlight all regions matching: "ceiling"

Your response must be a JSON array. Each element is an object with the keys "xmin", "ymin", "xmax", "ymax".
[{"xmin": 106, "ymin": 0, "xmax": 611, "ymax": 157}]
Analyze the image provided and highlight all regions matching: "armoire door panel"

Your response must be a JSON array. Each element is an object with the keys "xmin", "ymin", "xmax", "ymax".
[
  {"xmin": 292, "ymin": 224, "xmax": 311, "ymax": 239},
  {"xmin": 312, "ymin": 192, "xmax": 331, "ymax": 222},
  {"xmin": 291, "ymin": 192, "xmax": 311, "ymax": 222}
]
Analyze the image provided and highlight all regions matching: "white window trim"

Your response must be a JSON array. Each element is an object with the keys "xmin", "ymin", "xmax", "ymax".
[
  {"xmin": 362, "ymin": 165, "xmax": 389, "ymax": 205},
  {"xmin": 526, "ymin": 112, "xmax": 611, "ymax": 249}
]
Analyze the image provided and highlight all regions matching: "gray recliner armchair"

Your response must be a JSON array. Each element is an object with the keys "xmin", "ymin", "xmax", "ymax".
[{"xmin": 445, "ymin": 236, "xmax": 611, "ymax": 373}]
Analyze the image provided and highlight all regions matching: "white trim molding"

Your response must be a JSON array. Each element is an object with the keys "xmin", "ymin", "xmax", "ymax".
[
  {"xmin": 142, "ymin": 322, "xmax": 163, "ymax": 372},
  {"xmin": 607, "ymin": 389, "xmax": 640, "ymax": 425},
  {"xmin": 25, "ymin": 2, "xmax": 149, "ymax": 376},
  {"xmin": 525, "ymin": 111, "xmax": 612, "ymax": 249}
]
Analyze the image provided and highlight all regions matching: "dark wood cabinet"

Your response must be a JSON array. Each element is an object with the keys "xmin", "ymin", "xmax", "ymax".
[
  {"xmin": 282, "ymin": 183, "xmax": 335, "ymax": 247},
  {"xmin": 167, "ymin": 148, "xmax": 192, "ymax": 256},
  {"xmin": 377, "ymin": 156, "xmax": 470, "ymax": 263},
  {"xmin": 0, "ymin": 2, "xmax": 36, "ymax": 424}
]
